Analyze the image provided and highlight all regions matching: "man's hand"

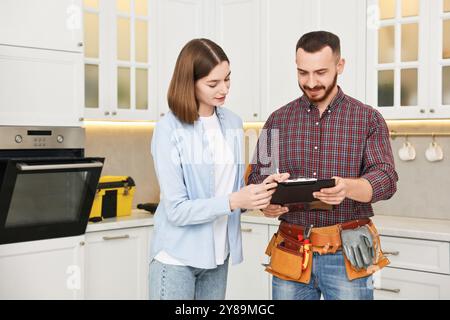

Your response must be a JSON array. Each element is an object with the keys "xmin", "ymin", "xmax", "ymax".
[
  {"xmin": 312, "ymin": 176, "xmax": 374, "ymax": 205},
  {"xmin": 312, "ymin": 176, "xmax": 347, "ymax": 205},
  {"xmin": 261, "ymin": 204, "xmax": 289, "ymax": 218}
]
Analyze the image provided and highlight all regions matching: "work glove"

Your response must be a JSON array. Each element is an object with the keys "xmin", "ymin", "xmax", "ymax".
[{"xmin": 341, "ymin": 225, "xmax": 375, "ymax": 270}]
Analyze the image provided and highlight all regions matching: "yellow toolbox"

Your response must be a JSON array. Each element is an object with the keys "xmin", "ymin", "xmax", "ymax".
[{"xmin": 89, "ymin": 176, "xmax": 136, "ymax": 220}]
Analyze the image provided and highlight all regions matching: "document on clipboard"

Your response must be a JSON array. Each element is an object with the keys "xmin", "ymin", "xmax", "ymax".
[{"xmin": 270, "ymin": 178, "xmax": 336, "ymax": 205}]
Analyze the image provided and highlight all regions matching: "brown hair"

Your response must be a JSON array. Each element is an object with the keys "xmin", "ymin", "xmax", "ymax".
[
  {"xmin": 167, "ymin": 38, "xmax": 229, "ymax": 124},
  {"xmin": 296, "ymin": 31, "xmax": 341, "ymax": 58}
]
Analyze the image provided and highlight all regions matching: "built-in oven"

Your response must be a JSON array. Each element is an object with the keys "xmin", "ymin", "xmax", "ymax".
[{"xmin": 0, "ymin": 127, "xmax": 104, "ymax": 244}]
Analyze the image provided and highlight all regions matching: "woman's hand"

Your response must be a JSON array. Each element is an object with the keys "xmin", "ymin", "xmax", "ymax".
[
  {"xmin": 229, "ymin": 183, "xmax": 277, "ymax": 210},
  {"xmin": 263, "ymin": 172, "xmax": 290, "ymax": 184},
  {"xmin": 259, "ymin": 172, "xmax": 290, "ymax": 217}
]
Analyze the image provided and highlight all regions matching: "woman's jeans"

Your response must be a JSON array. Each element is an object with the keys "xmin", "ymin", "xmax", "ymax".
[
  {"xmin": 272, "ymin": 251, "xmax": 374, "ymax": 300},
  {"xmin": 149, "ymin": 257, "xmax": 229, "ymax": 300}
]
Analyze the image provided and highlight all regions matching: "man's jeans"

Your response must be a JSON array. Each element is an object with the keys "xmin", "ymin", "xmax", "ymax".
[
  {"xmin": 149, "ymin": 257, "xmax": 229, "ymax": 300},
  {"xmin": 272, "ymin": 251, "xmax": 373, "ymax": 300}
]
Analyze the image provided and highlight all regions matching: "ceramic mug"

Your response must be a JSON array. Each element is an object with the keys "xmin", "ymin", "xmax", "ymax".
[
  {"xmin": 425, "ymin": 141, "xmax": 444, "ymax": 162},
  {"xmin": 398, "ymin": 141, "xmax": 416, "ymax": 161}
]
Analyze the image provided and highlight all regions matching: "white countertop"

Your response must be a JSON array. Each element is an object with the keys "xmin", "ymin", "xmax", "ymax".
[
  {"xmin": 241, "ymin": 210, "xmax": 450, "ymax": 242},
  {"xmin": 86, "ymin": 209, "xmax": 154, "ymax": 233},
  {"xmin": 86, "ymin": 209, "xmax": 450, "ymax": 242}
]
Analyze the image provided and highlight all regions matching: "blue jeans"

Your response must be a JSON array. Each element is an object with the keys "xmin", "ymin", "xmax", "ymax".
[
  {"xmin": 272, "ymin": 251, "xmax": 373, "ymax": 300},
  {"xmin": 149, "ymin": 257, "xmax": 229, "ymax": 300}
]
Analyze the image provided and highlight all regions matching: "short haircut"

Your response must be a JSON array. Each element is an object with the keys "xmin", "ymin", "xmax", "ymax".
[
  {"xmin": 167, "ymin": 38, "xmax": 229, "ymax": 124},
  {"xmin": 296, "ymin": 31, "xmax": 341, "ymax": 58}
]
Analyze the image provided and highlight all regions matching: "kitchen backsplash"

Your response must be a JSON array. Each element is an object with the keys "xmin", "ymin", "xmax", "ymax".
[
  {"xmin": 85, "ymin": 122, "xmax": 450, "ymax": 221},
  {"xmin": 85, "ymin": 123, "xmax": 160, "ymax": 207}
]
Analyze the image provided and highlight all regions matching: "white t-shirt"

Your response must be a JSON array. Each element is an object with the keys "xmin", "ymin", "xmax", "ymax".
[{"xmin": 155, "ymin": 111, "xmax": 236, "ymax": 266}]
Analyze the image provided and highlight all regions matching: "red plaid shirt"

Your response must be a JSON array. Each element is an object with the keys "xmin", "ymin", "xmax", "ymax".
[{"xmin": 248, "ymin": 87, "xmax": 398, "ymax": 227}]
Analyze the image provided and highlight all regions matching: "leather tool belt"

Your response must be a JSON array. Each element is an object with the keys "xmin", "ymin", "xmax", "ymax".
[{"xmin": 264, "ymin": 219, "xmax": 390, "ymax": 284}]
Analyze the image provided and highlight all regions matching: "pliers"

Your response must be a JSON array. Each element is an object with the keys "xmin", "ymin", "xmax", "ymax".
[{"xmin": 299, "ymin": 224, "xmax": 313, "ymax": 270}]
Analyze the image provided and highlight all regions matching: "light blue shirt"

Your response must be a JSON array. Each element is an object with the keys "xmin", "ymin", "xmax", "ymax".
[{"xmin": 150, "ymin": 107, "xmax": 245, "ymax": 269}]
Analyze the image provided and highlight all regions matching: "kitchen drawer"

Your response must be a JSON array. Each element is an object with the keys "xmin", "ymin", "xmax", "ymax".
[
  {"xmin": 380, "ymin": 235, "xmax": 450, "ymax": 274},
  {"xmin": 373, "ymin": 267, "xmax": 450, "ymax": 300}
]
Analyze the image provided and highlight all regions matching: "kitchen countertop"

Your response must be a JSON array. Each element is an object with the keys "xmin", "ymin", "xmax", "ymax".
[
  {"xmin": 242, "ymin": 210, "xmax": 450, "ymax": 242},
  {"xmin": 86, "ymin": 209, "xmax": 154, "ymax": 233},
  {"xmin": 86, "ymin": 208, "xmax": 450, "ymax": 242}
]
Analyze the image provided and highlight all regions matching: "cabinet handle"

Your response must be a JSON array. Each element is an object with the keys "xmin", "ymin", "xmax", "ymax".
[
  {"xmin": 253, "ymin": 113, "xmax": 258, "ymax": 117},
  {"xmin": 79, "ymin": 241, "xmax": 85, "ymax": 246},
  {"xmin": 420, "ymin": 109, "xmax": 425, "ymax": 114},
  {"xmin": 78, "ymin": 117, "xmax": 84, "ymax": 122},
  {"xmin": 102, "ymin": 235, "xmax": 130, "ymax": 241},
  {"xmin": 383, "ymin": 251, "xmax": 400, "ymax": 256},
  {"xmin": 374, "ymin": 287, "xmax": 400, "ymax": 294},
  {"xmin": 112, "ymin": 111, "xmax": 117, "ymax": 116},
  {"xmin": 104, "ymin": 111, "xmax": 110, "ymax": 116},
  {"xmin": 429, "ymin": 108, "xmax": 435, "ymax": 113},
  {"xmin": 241, "ymin": 228, "xmax": 253, "ymax": 233},
  {"xmin": 77, "ymin": 42, "xmax": 83, "ymax": 47},
  {"xmin": 160, "ymin": 113, "xmax": 165, "ymax": 117}
]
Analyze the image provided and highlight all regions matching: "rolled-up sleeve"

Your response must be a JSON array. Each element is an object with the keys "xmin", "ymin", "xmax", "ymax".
[{"xmin": 361, "ymin": 110, "xmax": 399, "ymax": 203}]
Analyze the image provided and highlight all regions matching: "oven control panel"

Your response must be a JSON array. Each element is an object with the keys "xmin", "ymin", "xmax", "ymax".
[{"xmin": 1, "ymin": 127, "xmax": 84, "ymax": 149}]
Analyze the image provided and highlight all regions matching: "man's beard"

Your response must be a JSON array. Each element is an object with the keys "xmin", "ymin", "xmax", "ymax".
[{"xmin": 299, "ymin": 73, "xmax": 338, "ymax": 104}]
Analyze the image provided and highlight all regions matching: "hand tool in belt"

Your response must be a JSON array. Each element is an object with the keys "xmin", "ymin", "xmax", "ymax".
[{"xmin": 297, "ymin": 224, "xmax": 313, "ymax": 270}]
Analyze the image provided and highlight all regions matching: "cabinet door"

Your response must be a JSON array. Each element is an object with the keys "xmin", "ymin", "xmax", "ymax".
[
  {"xmin": 373, "ymin": 267, "xmax": 450, "ymax": 300},
  {"xmin": 226, "ymin": 223, "xmax": 270, "ymax": 300},
  {"xmin": 0, "ymin": 0, "xmax": 83, "ymax": 52},
  {"xmin": 0, "ymin": 45, "xmax": 83, "ymax": 127},
  {"xmin": 156, "ymin": 0, "xmax": 205, "ymax": 118},
  {"xmin": 0, "ymin": 236, "xmax": 85, "ymax": 300},
  {"xmin": 380, "ymin": 235, "xmax": 450, "ymax": 274},
  {"xmin": 85, "ymin": 227, "xmax": 150, "ymax": 300},
  {"xmin": 261, "ymin": 0, "xmax": 367, "ymax": 120},
  {"xmin": 261, "ymin": 0, "xmax": 311, "ymax": 121},
  {"xmin": 216, "ymin": 0, "xmax": 261, "ymax": 121},
  {"xmin": 313, "ymin": 0, "xmax": 367, "ymax": 102}
]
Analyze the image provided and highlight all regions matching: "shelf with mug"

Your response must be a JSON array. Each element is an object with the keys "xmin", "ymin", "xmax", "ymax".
[
  {"xmin": 390, "ymin": 131, "xmax": 450, "ymax": 138},
  {"xmin": 392, "ymin": 132, "xmax": 446, "ymax": 163}
]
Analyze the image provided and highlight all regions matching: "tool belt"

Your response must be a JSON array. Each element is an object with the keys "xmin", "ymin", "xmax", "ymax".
[{"xmin": 264, "ymin": 219, "xmax": 390, "ymax": 284}]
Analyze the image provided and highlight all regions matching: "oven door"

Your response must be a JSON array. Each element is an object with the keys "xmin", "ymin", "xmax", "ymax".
[{"xmin": 0, "ymin": 157, "xmax": 104, "ymax": 244}]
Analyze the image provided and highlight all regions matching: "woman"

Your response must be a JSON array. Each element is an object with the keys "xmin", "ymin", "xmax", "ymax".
[{"xmin": 149, "ymin": 38, "xmax": 283, "ymax": 300}]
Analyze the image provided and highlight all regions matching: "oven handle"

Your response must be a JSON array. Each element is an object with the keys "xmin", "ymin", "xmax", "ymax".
[{"xmin": 16, "ymin": 161, "xmax": 104, "ymax": 171}]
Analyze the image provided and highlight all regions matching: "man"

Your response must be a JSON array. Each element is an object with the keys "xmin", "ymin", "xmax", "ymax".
[{"xmin": 248, "ymin": 31, "xmax": 398, "ymax": 300}]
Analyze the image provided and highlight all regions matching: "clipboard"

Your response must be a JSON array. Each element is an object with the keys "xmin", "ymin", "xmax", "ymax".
[{"xmin": 271, "ymin": 178, "xmax": 336, "ymax": 205}]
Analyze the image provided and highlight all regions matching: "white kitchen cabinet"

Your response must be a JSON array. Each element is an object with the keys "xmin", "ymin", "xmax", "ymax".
[
  {"xmin": 216, "ymin": 0, "xmax": 365, "ymax": 121},
  {"xmin": 0, "ymin": 45, "xmax": 84, "ymax": 127},
  {"xmin": 366, "ymin": 0, "xmax": 450, "ymax": 119},
  {"xmin": 380, "ymin": 235, "xmax": 450, "ymax": 274},
  {"xmin": 80, "ymin": 1, "xmax": 368, "ymax": 123},
  {"xmin": 0, "ymin": 0, "xmax": 83, "ymax": 53},
  {"xmin": 374, "ymin": 235, "xmax": 450, "ymax": 300},
  {"xmin": 215, "ymin": 0, "xmax": 262, "ymax": 121},
  {"xmin": 83, "ymin": 0, "xmax": 159, "ymax": 121},
  {"xmin": 261, "ymin": 0, "xmax": 367, "ymax": 120},
  {"xmin": 84, "ymin": 226, "xmax": 151, "ymax": 300},
  {"xmin": 155, "ymin": 0, "xmax": 207, "ymax": 119},
  {"xmin": 0, "ymin": 235, "xmax": 85, "ymax": 300},
  {"xmin": 226, "ymin": 222, "xmax": 270, "ymax": 300},
  {"xmin": 83, "ymin": 0, "xmax": 207, "ymax": 121},
  {"xmin": 373, "ymin": 266, "xmax": 450, "ymax": 300}
]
